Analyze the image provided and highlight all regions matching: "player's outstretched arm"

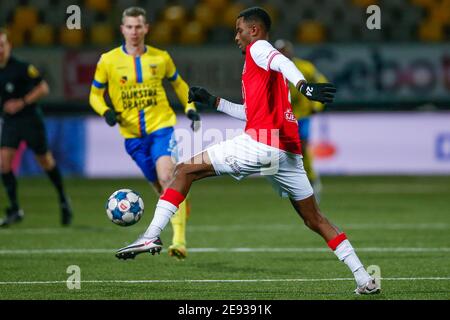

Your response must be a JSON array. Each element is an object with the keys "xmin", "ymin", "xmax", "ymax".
[
  {"xmin": 251, "ymin": 40, "xmax": 337, "ymax": 104},
  {"xmin": 188, "ymin": 86, "xmax": 218, "ymax": 108},
  {"xmin": 217, "ymin": 99, "xmax": 246, "ymax": 121},
  {"xmin": 188, "ymin": 86, "xmax": 246, "ymax": 121},
  {"xmin": 272, "ymin": 55, "xmax": 336, "ymax": 104}
]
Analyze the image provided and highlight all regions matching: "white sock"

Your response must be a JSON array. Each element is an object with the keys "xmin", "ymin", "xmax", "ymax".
[
  {"xmin": 334, "ymin": 239, "xmax": 371, "ymax": 287},
  {"xmin": 143, "ymin": 200, "xmax": 178, "ymax": 239}
]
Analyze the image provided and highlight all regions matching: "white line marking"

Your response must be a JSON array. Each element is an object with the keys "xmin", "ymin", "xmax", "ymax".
[
  {"xmin": 323, "ymin": 184, "xmax": 450, "ymax": 194},
  {"xmin": 0, "ymin": 277, "xmax": 449, "ymax": 285},
  {"xmin": 0, "ymin": 247, "xmax": 449, "ymax": 254},
  {"xmin": 189, "ymin": 223, "xmax": 450, "ymax": 232},
  {"xmin": 0, "ymin": 223, "xmax": 448, "ymax": 235}
]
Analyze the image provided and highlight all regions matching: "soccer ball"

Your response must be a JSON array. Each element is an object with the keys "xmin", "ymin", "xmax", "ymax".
[{"xmin": 106, "ymin": 189, "xmax": 144, "ymax": 226}]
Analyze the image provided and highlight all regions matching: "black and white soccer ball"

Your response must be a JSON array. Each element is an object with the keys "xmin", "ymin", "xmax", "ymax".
[{"xmin": 106, "ymin": 189, "xmax": 144, "ymax": 226}]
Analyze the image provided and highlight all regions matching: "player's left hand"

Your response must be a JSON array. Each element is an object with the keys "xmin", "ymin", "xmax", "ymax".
[
  {"xmin": 298, "ymin": 82, "xmax": 336, "ymax": 104},
  {"xmin": 187, "ymin": 109, "xmax": 201, "ymax": 132},
  {"xmin": 3, "ymin": 99, "xmax": 26, "ymax": 115},
  {"xmin": 188, "ymin": 86, "xmax": 218, "ymax": 108}
]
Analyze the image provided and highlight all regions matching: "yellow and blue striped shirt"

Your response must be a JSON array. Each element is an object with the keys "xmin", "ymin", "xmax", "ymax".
[{"xmin": 89, "ymin": 45, "xmax": 195, "ymax": 138}]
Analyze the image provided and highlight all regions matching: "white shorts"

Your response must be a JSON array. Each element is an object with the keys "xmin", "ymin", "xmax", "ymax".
[{"xmin": 206, "ymin": 133, "xmax": 314, "ymax": 201}]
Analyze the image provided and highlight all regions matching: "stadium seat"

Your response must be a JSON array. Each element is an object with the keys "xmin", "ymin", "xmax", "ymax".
[
  {"xmin": 418, "ymin": 20, "xmax": 444, "ymax": 41},
  {"xmin": 0, "ymin": 0, "xmax": 445, "ymax": 47},
  {"xmin": 12, "ymin": 6, "xmax": 40, "ymax": 32},
  {"xmin": 261, "ymin": 3, "xmax": 278, "ymax": 24},
  {"xmin": 6, "ymin": 25, "xmax": 25, "ymax": 47},
  {"xmin": 162, "ymin": 5, "xmax": 187, "ymax": 29},
  {"xmin": 30, "ymin": 24, "xmax": 54, "ymax": 46},
  {"xmin": 85, "ymin": 0, "xmax": 111, "ymax": 13},
  {"xmin": 179, "ymin": 21, "xmax": 206, "ymax": 45},
  {"xmin": 90, "ymin": 24, "xmax": 115, "ymax": 46},
  {"xmin": 429, "ymin": 5, "xmax": 450, "ymax": 25},
  {"xmin": 60, "ymin": 27, "xmax": 84, "ymax": 47},
  {"xmin": 147, "ymin": 21, "xmax": 173, "ymax": 45},
  {"xmin": 296, "ymin": 21, "xmax": 327, "ymax": 43},
  {"xmin": 179, "ymin": 0, "xmax": 199, "ymax": 10},
  {"xmin": 222, "ymin": 2, "xmax": 245, "ymax": 28},
  {"xmin": 202, "ymin": 0, "xmax": 229, "ymax": 11},
  {"xmin": 194, "ymin": 3, "xmax": 217, "ymax": 28}
]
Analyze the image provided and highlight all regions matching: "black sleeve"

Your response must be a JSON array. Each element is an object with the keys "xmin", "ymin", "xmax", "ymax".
[{"xmin": 24, "ymin": 63, "xmax": 44, "ymax": 86}]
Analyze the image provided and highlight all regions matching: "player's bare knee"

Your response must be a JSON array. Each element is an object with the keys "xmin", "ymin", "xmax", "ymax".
[
  {"xmin": 0, "ymin": 160, "xmax": 12, "ymax": 173},
  {"xmin": 173, "ymin": 163, "xmax": 189, "ymax": 179},
  {"xmin": 0, "ymin": 163, "xmax": 11, "ymax": 173},
  {"xmin": 0, "ymin": 152, "xmax": 13, "ymax": 173},
  {"xmin": 36, "ymin": 153, "xmax": 55, "ymax": 170},
  {"xmin": 38, "ymin": 159, "xmax": 54, "ymax": 171},
  {"xmin": 175, "ymin": 163, "xmax": 202, "ymax": 183}
]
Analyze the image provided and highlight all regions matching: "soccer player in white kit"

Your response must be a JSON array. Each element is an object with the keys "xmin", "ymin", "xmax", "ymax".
[{"xmin": 116, "ymin": 7, "xmax": 380, "ymax": 295}]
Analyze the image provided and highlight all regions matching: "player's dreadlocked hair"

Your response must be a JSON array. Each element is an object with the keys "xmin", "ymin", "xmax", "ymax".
[
  {"xmin": 237, "ymin": 7, "xmax": 272, "ymax": 32},
  {"xmin": 122, "ymin": 6, "xmax": 147, "ymax": 23}
]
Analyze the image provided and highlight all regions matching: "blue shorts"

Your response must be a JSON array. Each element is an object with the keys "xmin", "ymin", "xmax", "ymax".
[
  {"xmin": 298, "ymin": 118, "xmax": 311, "ymax": 141},
  {"xmin": 125, "ymin": 127, "xmax": 177, "ymax": 183}
]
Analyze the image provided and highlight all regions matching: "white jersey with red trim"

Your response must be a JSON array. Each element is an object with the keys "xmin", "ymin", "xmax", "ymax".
[{"xmin": 242, "ymin": 40, "xmax": 302, "ymax": 155}]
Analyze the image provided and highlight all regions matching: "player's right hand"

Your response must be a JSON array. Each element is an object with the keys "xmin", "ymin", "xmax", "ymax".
[
  {"xmin": 187, "ymin": 109, "xmax": 201, "ymax": 132},
  {"xmin": 188, "ymin": 86, "xmax": 218, "ymax": 108},
  {"xmin": 103, "ymin": 109, "xmax": 117, "ymax": 126}
]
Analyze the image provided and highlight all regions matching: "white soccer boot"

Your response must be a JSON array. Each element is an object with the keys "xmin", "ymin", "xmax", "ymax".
[
  {"xmin": 116, "ymin": 235, "xmax": 163, "ymax": 260},
  {"xmin": 354, "ymin": 278, "xmax": 381, "ymax": 295}
]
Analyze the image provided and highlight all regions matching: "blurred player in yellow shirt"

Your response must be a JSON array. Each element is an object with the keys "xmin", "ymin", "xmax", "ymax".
[
  {"xmin": 274, "ymin": 39, "xmax": 327, "ymax": 200},
  {"xmin": 89, "ymin": 7, "xmax": 199, "ymax": 259}
]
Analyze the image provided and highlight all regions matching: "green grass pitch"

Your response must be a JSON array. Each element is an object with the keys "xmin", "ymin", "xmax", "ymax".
[{"xmin": 0, "ymin": 176, "xmax": 449, "ymax": 300}]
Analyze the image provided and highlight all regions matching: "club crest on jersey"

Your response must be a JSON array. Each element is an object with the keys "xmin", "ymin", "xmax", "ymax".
[
  {"xmin": 150, "ymin": 64, "xmax": 157, "ymax": 76},
  {"xmin": 284, "ymin": 110, "xmax": 297, "ymax": 123},
  {"xmin": 120, "ymin": 76, "xmax": 128, "ymax": 84}
]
